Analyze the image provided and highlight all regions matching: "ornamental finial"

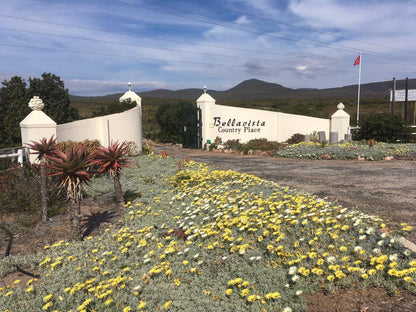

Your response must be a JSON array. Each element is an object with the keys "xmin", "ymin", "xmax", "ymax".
[
  {"xmin": 28, "ymin": 96, "xmax": 44, "ymax": 111},
  {"xmin": 203, "ymin": 85, "xmax": 207, "ymax": 94}
]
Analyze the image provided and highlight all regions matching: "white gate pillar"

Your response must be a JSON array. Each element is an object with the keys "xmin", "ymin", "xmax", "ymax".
[
  {"xmin": 330, "ymin": 103, "xmax": 350, "ymax": 142},
  {"xmin": 20, "ymin": 96, "xmax": 57, "ymax": 162},
  {"xmin": 196, "ymin": 86, "xmax": 216, "ymax": 145}
]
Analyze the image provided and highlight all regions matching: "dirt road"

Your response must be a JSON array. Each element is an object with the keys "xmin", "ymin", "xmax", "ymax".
[{"xmin": 154, "ymin": 145, "xmax": 416, "ymax": 243}]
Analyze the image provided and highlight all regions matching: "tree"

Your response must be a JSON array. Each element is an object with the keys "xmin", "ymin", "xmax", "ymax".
[
  {"xmin": 28, "ymin": 73, "xmax": 78, "ymax": 124},
  {"xmin": 0, "ymin": 73, "xmax": 78, "ymax": 148},
  {"xmin": 46, "ymin": 145, "xmax": 92, "ymax": 240},
  {"xmin": 27, "ymin": 136, "xmax": 57, "ymax": 222},
  {"xmin": 91, "ymin": 141, "xmax": 130, "ymax": 204},
  {"xmin": 0, "ymin": 76, "xmax": 30, "ymax": 147},
  {"xmin": 155, "ymin": 101, "xmax": 194, "ymax": 143},
  {"xmin": 354, "ymin": 113, "xmax": 412, "ymax": 143}
]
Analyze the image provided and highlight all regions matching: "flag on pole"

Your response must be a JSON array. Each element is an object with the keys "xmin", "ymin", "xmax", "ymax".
[{"xmin": 354, "ymin": 55, "xmax": 360, "ymax": 66}]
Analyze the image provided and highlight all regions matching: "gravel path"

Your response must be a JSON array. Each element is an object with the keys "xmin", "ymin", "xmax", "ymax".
[{"xmin": 154, "ymin": 145, "xmax": 416, "ymax": 243}]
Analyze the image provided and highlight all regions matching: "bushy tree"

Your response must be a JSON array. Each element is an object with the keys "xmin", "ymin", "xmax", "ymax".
[
  {"xmin": 28, "ymin": 73, "xmax": 78, "ymax": 124},
  {"xmin": 354, "ymin": 113, "xmax": 412, "ymax": 143},
  {"xmin": 0, "ymin": 77, "xmax": 30, "ymax": 147},
  {"xmin": 155, "ymin": 101, "xmax": 194, "ymax": 143},
  {"xmin": 0, "ymin": 73, "xmax": 78, "ymax": 148}
]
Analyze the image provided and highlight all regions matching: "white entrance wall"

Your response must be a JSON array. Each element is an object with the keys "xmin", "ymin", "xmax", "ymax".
[
  {"xmin": 21, "ymin": 93, "xmax": 142, "ymax": 162},
  {"xmin": 57, "ymin": 106, "xmax": 142, "ymax": 148},
  {"xmin": 197, "ymin": 90, "xmax": 335, "ymax": 144}
]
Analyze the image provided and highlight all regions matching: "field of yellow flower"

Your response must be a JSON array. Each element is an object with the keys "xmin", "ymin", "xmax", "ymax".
[{"xmin": 0, "ymin": 155, "xmax": 415, "ymax": 312}]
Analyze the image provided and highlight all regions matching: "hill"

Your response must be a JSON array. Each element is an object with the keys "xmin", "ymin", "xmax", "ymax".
[{"xmin": 70, "ymin": 78, "xmax": 416, "ymax": 102}]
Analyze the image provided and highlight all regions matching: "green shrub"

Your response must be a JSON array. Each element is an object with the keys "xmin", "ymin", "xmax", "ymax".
[
  {"xmin": 246, "ymin": 138, "xmax": 283, "ymax": 151},
  {"xmin": 286, "ymin": 133, "xmax": 305, "ymax": 145},
  {"xmin": 354, "ymin": 113, "xmax": 412, "ymax": 143},
  {"xmin": 224, "ymin": 139, "xmax": 242, "ymax": 150}
]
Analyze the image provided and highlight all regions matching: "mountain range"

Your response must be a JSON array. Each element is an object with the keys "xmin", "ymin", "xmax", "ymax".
[{"xmin": 70, "ymin": 78, "xmax": 416, "ymax": 101}]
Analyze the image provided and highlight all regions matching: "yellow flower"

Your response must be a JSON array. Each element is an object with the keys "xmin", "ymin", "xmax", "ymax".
[
  {"xmin": 42, "ymin": 302, "xmax": 52, "ymax": 310},
  {"xmin": 361, "ymin": 273, "xmax": 369, "ymax": 279},
  {"xmin": 164, "ymin": 300, "xmax": 172, "ymax": 309},
  {"xmin": 138, "ymin": 300, "xmax": 147, "ymax": 309},
  {"xmin": 105, "ymin": 299, "xmax": 113, "ymax": 306},
  {"xmin": 43, "ymin": 294, "xmax": 53, "ymax": 302},
  {"xmin": 123, "ymin": 306, "xmax": 131, "ymax": 312},
  {"xmin": 226, "ymin": 289, "xmax": 233, "ymax": 296},
  {"xmin": 240, "ymin": 288, "xmax": 249, "ymax": 297},
  {"xmin": 247, "ymin": 294, "xmax": 257, "ymax": 302}
]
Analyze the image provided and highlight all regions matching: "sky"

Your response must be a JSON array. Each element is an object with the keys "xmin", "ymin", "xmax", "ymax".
[{"xmin": 0, "ymin": 0, "xmax": 415, "ymax": 96}]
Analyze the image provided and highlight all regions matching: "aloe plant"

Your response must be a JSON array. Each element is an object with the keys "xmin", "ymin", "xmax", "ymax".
[
  {"xmin": 26, "ymin": 136, "xmax": 57, "ymax": 222},
  {"xmin": 45, "ymin": 145, "xmax": 92, "ymax": 240},
  {"xmin": 91, "ymin": 141, "xmax": 130, "ymax": 204}
]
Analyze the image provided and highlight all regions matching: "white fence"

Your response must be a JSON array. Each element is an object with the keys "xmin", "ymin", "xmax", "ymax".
[{"xmin": 0, "ymin": 147, "xmax": 29, "ymax": 166}]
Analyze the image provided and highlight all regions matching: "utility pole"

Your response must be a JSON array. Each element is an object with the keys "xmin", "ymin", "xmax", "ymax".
[
  {"xmin": 405, "ymin": 77, "xmax": 408, "ymax": 121},
  {"xmin": 392, "ymin": 77, "xmax": 396, "ymax": 115}
]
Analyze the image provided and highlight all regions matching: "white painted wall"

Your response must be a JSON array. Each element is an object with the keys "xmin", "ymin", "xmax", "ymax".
[
  {"xmin": 205, "ymin": 104, "xmax": 279, "ymax": 143},
  {"xmin": 198, "ymin": 91, "xmax": 335, "ymax": 144},
  {"xmin": 277, "ymin": 112, "xmax": 330, "ymax": 142},
  {"xmin": 56, "ymin": 106, "xmax": 142, "ymax": 150},
  {"xmin": 21, "ymin": 95, "xmax": 142, "ymax": 162}
]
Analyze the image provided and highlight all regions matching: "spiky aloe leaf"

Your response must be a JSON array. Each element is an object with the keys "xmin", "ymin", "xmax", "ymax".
[
  {"xmin": 45, "ymin": 145, "xmax": 92, "ymax": 202},
  {"xmin": 90, "ymin": 141, "xmax": 130, "ymax": 177},
  {"xmin": 27, "ymin": 135, "xmax": 57, "ymax": 161}
]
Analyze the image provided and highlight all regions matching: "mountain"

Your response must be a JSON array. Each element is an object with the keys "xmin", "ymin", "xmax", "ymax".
[{"xmin": 70, "ymin": 78, "xmax": 416, "ymax": 102}]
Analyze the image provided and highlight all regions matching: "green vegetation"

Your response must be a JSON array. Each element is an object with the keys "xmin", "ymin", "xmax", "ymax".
[
  {"xmin": 0, "ymin": 156, "xmax": 414, "ymax": 311},
  {"xmin": 0, "ymin": 73, "xmax": 77, "ymax": 148},
  {"xmin": 354, "ymin": 113, "xmax": 413, "ymax": 143}
]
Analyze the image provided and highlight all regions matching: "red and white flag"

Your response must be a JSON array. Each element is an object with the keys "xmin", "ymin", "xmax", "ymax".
[{"xmin": 354, "ymin": 55, "xmax": 360, "ymax": 66}]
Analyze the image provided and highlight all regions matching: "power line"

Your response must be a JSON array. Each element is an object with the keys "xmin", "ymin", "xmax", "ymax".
[
  {"xmin": 189, "ymin": 0, "xmax": 416, "ymax": 56},
  {"xmin": 0, "ymin": 26, "xmax": 300, "ymax": 64},
  {"xmin": 110, "ymin": 0, "xmax": 415, "ymax": 62},
  {"xmin": 0, "ymin": 14, "xmax": 314, "ymax": 60},
  {"xmin": 0, "ymin": 43, "xmax": 247, "ymax": 67}
]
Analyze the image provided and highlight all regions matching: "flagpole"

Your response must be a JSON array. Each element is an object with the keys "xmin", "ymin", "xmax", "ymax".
[{"xmin": 356, "ymin": 52, "xmax": 362, "ymax": 126}]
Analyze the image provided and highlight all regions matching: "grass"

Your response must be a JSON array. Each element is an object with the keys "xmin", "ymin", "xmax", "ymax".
[{"xmin": 0, "ymin": 155, "xmax": 415, "ymax": 312}]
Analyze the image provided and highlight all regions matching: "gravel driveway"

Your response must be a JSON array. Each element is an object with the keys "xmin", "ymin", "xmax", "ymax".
[{"xmin": 154, "ymin": 145, "xmax": 416, "ymax": 243}]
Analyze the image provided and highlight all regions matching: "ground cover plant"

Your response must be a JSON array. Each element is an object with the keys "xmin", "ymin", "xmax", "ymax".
[
  {"xmin": 274, "ymin": 142, "xmax": 416, "ymax": 160},
  {"xmin": 0, "ymin": 155, "xmax": 415, "ymax": 311}
]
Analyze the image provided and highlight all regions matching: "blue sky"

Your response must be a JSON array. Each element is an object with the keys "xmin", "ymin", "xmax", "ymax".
[{"xmin": 1, "ymin": 0, "xmax": 415, "ymax": 96}]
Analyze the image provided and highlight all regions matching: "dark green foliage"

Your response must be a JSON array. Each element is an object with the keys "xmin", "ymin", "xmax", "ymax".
[
  {"xmin": 245, "ymin": 138, "xmax": 283, "ymax": 151},
  {"xmin": 92, "ymin": 99, "xmax": 137, "ymax": 117},
  {"xmin": 224, "ymin": 139, "xmax": 243, "ymax": 150},
  {"xmin": 287, "ymin": 133, "xmax": 305, "ymax": 145},
  {"xmin": 155, "ymin": 101, "xmax": 194, "ymax": 143},
  {"xmin": 28, "ymin": 73, "xmax": 78, "ymax": 124},
  {"xmin": 0, "ymin": 73, "xmax": 78, "ymax": 148},
  {"xmin": 0, "ymin": 77, "xmax": 30, "ymax": 147},
  {"xmin": 354, "ymin": 113, "xmax": 412, "ymax": 143}
]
